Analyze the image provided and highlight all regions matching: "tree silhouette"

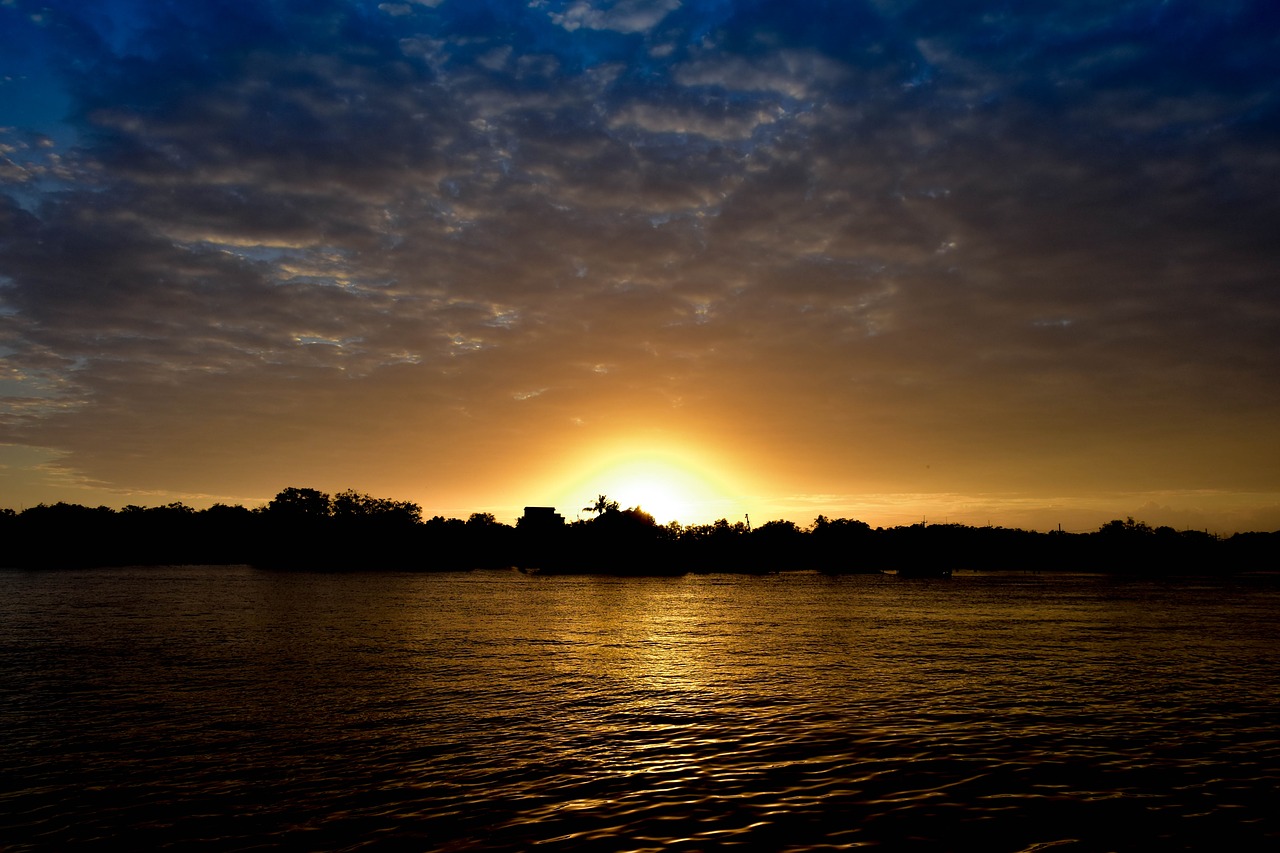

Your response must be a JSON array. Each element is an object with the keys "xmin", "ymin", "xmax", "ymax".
[
  {"xmin": 1097, "ymin": 517, "xmax": 1153, "ymax": 537},
  {"xmin": 332, "ymin": 488, "xmax": 422, "ymax": 523},
  {"xmin": 267, "ymin": 487, "xmax": 331, "ymax": 519},
  {"xmin": 2, "ymin": 491, "xmax": 1276, "ymax": 573},
  {"xmin": 582, "ymin": 494, "xmax": 620, "ymax": 517}
]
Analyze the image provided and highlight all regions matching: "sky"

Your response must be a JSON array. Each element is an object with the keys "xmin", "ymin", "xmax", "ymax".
[{"xmin": 1, "ymin": 0, "xmax": 1279, "ymax": 533}]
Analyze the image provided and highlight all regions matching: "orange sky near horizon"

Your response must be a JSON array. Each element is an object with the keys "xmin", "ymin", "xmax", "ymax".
[{"xmin": 5, "ymin": 403, "xmax": 1279, "ymax": 534}]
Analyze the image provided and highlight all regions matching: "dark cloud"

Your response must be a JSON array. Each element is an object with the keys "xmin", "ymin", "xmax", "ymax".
[{"xmin": 0, "ymin": 0, "xmax": 1277, "ymax": 526}]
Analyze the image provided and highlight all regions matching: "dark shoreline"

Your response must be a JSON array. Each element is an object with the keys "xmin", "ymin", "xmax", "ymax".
[{"xmin": 3, "ymin": 495, "xmax": 1277, "ymax": 575}]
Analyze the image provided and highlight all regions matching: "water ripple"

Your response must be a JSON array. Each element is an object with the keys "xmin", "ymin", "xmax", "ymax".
[{"xmin": 2, "ymin": 569, "xmax": 1278, "ymax": 851}]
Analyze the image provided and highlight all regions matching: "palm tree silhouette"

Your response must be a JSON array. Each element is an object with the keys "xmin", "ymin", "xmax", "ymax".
[{"xmin": 582, "ymin": 494, "xmax": 620, "ymax": 517}]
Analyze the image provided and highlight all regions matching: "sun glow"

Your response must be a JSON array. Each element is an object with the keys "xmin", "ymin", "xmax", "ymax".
[{"xmin": 546, "ymin": 443, "xmax": 748, "ymax": 526}]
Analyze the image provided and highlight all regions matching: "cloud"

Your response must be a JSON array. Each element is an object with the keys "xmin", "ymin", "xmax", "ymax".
[
  {"xmin": 547, "ymin": 0, "xmax": 681, "ymax": 34},
  {"xmin": 0, "ymin": 1, "xmax": 1277, "ymax": 523},
  {"xmin": 673, "ymin": 49, "xmax": 850, "ymax": 100}
]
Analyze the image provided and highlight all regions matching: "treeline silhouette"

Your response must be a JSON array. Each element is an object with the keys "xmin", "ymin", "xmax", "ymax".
[{"xmin": 1, "ymin": 487, "xmax": 1276, "ymax": 574}]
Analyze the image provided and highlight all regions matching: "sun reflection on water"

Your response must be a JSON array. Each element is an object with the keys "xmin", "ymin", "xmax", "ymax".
[{"xmin": 8, "ymin": 568, "xmax": 1278, "ymax": 851}]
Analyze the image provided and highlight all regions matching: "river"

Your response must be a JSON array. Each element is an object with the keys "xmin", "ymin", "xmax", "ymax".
[{"xmin": 2, "ymin": 567, "xmax": 1278, "ymax": 850}]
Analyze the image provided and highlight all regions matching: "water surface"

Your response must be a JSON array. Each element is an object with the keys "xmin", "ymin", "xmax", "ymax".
[{"xmin": 2, "ymin": 567, "xmax": 1278, "ymax": 850}]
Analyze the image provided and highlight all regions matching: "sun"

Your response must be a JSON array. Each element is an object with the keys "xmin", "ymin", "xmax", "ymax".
[
  {"xmin": 591, "ymin": 460, "xmax": 704, "ymax": 524},
  {"xmin": 546, "ymin": 442, "xmax": 748, "ymax": 526}
]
